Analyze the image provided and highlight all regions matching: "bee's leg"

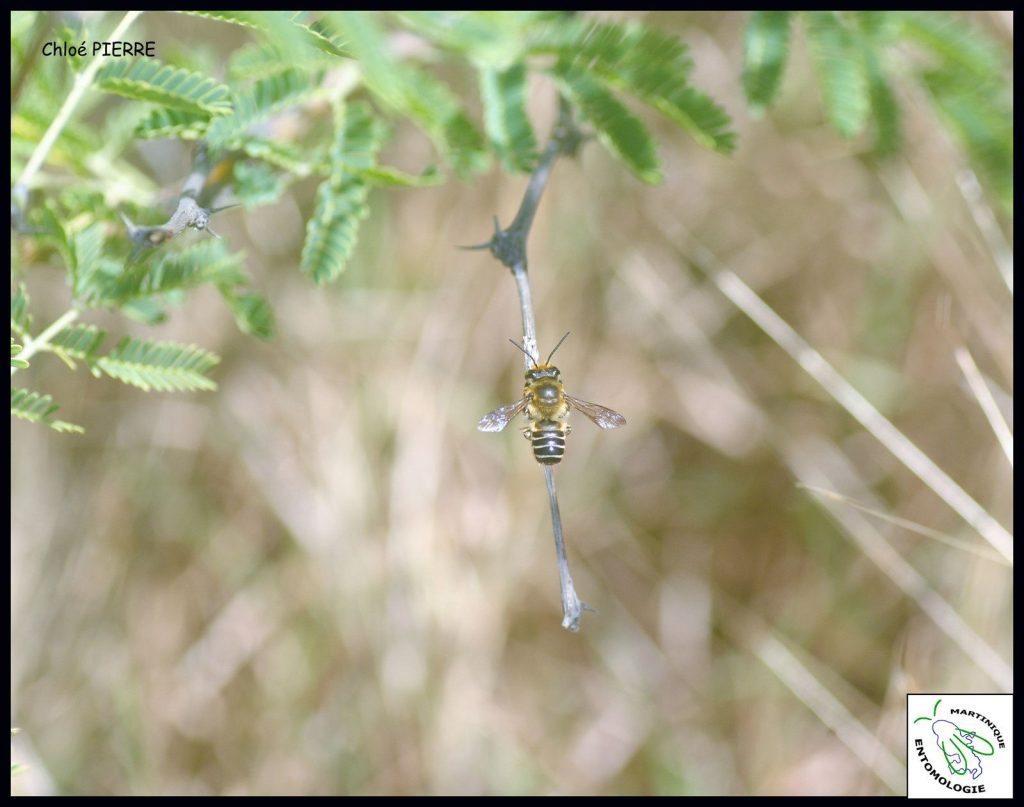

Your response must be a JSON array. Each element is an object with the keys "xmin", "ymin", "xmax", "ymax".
[
  {"xmin": 565, "ymin": 424, "xmax": 572, "ymax": 435},
  {"xmin": 521, "ymin": 428, "xmax": 531, "ymax": 440}
]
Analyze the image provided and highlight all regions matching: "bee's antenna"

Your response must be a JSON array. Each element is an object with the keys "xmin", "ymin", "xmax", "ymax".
[
  {"xmin": 545, "ymin": 331, "xmax": 571, "ymax": 365},
  {"xmin": 508, "ymin": 338, "xmax": 538, "ymax": 366}
]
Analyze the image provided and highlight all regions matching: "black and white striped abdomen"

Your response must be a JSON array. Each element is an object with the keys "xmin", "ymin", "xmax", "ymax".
[{"xmin": 530, "ymin": 420, "xmax": 566, "ymax": 465}]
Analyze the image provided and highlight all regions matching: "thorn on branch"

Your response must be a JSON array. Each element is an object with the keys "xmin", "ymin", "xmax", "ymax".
[
  {"xmin": 120, "ymin": 197, "xmax": 235, "ymax": 253},
  {"xmin": 467, "ymin": 100, "xmax": 589, "ymax": 275},
  {"xmin": 459, "ymin": 214, "xmax": 528, "ymax": 270},
  {"xmin": 551, "ymin": 97, "xmax": 589, "ymax": 159}
]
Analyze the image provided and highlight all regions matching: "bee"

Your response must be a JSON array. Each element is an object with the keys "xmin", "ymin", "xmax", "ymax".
[{"xmin": 478, "ymin": 333, "xmax": 626, "ymax": 465}]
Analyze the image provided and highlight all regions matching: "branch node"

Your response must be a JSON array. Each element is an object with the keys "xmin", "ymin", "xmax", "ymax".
[{"xmin": 551, "ymin": 97, "xmax": 589, "ymax": 159}]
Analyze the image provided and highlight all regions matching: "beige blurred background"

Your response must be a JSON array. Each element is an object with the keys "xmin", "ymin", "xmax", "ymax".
[{"xmin": 11, "ymin": 11, "xmax": 1012, "ymax": 796}]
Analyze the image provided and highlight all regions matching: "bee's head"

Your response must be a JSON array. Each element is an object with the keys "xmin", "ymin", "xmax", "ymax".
[
  {"xmin": 510, "ymin": 332, "xmax": 570, "ymax": 375},
  {"xmin": 526, "ymin": 365, "xmax": 560, "ymax": 383}
]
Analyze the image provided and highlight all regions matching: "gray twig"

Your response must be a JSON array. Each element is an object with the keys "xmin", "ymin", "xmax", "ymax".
[
  {"xmin": 120, "ymin": 145, "xmax": 238, "ymax": 262},
  {"xmin": 475, "ymin": 98, "xmax": 592, "ymax": 631}
]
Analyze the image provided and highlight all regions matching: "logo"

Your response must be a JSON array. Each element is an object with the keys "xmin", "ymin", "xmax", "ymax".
[{"xmin": 908, "ymin": 694, "xmax": 1012, "ymax": 798}]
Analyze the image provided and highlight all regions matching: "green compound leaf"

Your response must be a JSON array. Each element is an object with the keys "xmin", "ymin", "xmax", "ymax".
[
  {"xmin": 71, "ymin": 223, "xmax": 104, "ymax": 299},
  {"xmin": 480, "ymin": 64, "xmax": 539, "ymax": 173},
  {"xmin": 358, "ymin": 164, "xmax": 443, "ymax": 188},
  {"xmin": 895, "ymin": 12, "xmax": 1006, "ymax": 81},
  {"xmin": 119, "ymin": 299, "xmax": 167, "ymax": 326},
  {"xmin": 95, "ymin": 338, "xmax": 220, "ymax": 392},
  {"xmin": 297, "ymin": 17, "xmax": 352, "ymax": 58},
  {"xmin": 135, "ymin": 108, "xmax": 210, "ymax": 140},
  {"xmin": 229, "ymin": 41, "xmax": 340, "ymax": 80},
  {"xmin": 922, "ymin": 69, "xmax": 1012, "ymax": 215},
  {"xmin": 11, "ymin": 284, "xmax": 32, "ymax": 337},
  {"xmin": 396, "ymin": 11, "xmax": 540, "ymax": 69},
  {"xmin": 743, "ymin": 11, "xmax": 792, "ymax": 112},
  {"xmin": 332, "ymin": 11, "xmax": 489, "ymax": 178},
  {"xmin": 400, "ymin": 70, "xmax": 491, "ymax": 179},
  {"xmin": 231, "ymin": 161, "xmax": 288, "ymax": 208},
  {"xmin": 46, "ymin": 323, "xmax": 107, "ymax": 368},
  {"xmin": 178, "ymin": 11, "xmax": 270, "ymax": 30},
  {"xmin": 206, "ymin": 69, "xmax": 314, "ymax": 150},
  {"xmin": 329, "ymin": 101, "xmax": 389, "ymax": 173},
  {"xmin": 804, "ymin": 12, "xmax": 870, "ymax": 140},
  {"xmin": 657, "ymin": 85, "xmax": 736, "ymax": 155},
  {"xmin": 300, "ymin": 179, "xmax": 369, "ymax": 284},
  {"xmin": 300, "ymin": 103, "xmax": 387, "ymax": 284},
  {"xmin": 96, "ymin": 58, "xmax": 233, "ymax": 117},
  {"xmin": 219, "ymin": 289, "xmax": 275, "ymax": 339},
  {"xmin": 531, "ymin": 19, "xmax": 735, "ymax": 154},
  {"xmin": 11, "ymin": 387, "xmax": 83, "ymax": 433},
  {"xmin": 236, "ymin": 136, "xmax": 317, "ymax": 177},
  {"xmin": 11, "ymin": 339, "xmax": 29, "ymax": 369},
  {"xmin": 228, "ymin": 17, "xmax": 350, "ymax": 80},
  {"xmin": 550, "ymin": 62, "xmax": 661, "ymax": 184},
  {"xmin": 530, "ymin": 19, "xmax": 694, "ymax": 86},
  {"xmin": 861, "ymin": 45, "xmax": 901, "ymax": 156},
  {"xmin": 13, "ymin": 107, "xmax": 98, "ymax": 175},
  {"xmin": 96, "ymin": 240, "xmax": 248, "ymax": 304}
]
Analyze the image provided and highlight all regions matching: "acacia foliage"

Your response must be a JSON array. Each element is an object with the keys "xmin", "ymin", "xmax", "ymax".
[
  {"xmin": 11, "ymin": 12, "xmax": 1010, "ymax": 433},
  {"xmin": 742, "ymin": 11, "xmax": 1012, "ymax": 214}
]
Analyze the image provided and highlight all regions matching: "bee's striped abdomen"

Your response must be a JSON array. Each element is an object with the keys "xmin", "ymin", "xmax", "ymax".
[{"xmin": 531, "ymin": 420, "xmax": 566, "ymax": 465}]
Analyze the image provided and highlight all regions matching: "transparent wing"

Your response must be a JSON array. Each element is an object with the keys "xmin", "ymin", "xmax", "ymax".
[
  {"xmin": 477, "ymin": 396, "xmax": 530, "ymax": 432},
  {"xmin": 565, "ymin": 394, "xmax": 626, "ymax": 429}
]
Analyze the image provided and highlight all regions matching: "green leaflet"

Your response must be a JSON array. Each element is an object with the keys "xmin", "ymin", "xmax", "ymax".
[
  {"xmin": 298, "ymin": 17, "xmax": 352, "ymax": 58},
  {"xmin": 653, "ymin": 85, "xmax": 736, "ymax": 155},
  {"xmin": 229, "ymin": 41, "xmax": 342, "ymax": 80},
  {"xmin": 119, "ymin": 299, "xmax": 167, "ymax": 326},
  {"xmin": 206, "ymin": 69, "xmax": 313, "ymax": 149},
  {"xmin": 47, "ymin": 323, "xmax": 107, "ymax": 367},
  {"xmin": 135, "ymin": 108, "xmax": 210, "ymax": 140},
  {"xmin": 95, "ymin": 241, "xmax": 248, "ymax": 305},
  {"xmin": 300, "ymin": 102, "xmax": 386, "ymax": 284},
  {"xmin": 397, "ymin": 70, "xmax": 491, "ymax": 179},
  {"xmin": 218, "ymin": 289, "xmax": 275, "ymax": 339},
  {"xmin": 228, "ymin": 17, "xmax": 350, "ymax": 80},
  {"xmin": 533, "ymin": 19, "xmax": 695, "ymax": 93},
  {"xmin": 532, "ymin": 19, "xmax": 734, "ymax": 154},
  {"xmin": 300, "ymin": 179, "xmax": 370, "ymax": 285},
  {"xmin": 11, "ymin": 387, "xmax": 83, "ymax": 433},
  {"xmin": 12, "ymin": 105, "xmax": 99, "ymax": 175},
  {"xmin": 177, "ymin": 11, "xmax": 270, "ymax": 30},
  {"xmin": 332, "ymin": 11, "xmax": 489, "ymax": 178},
  {"xmin": 743, "ymin": 11, "xmax": 792, "ymax": 112},
  {"xmin": 861, "ymin": 45, "xmax": 901, "ymax": 156},
  {"xmin": 72, "ymin": 223, "xmax": 104, "ymax": 299},
  {"xmin": 896, "ymin": 12, "xmax": 1011, "ymax": 214},
  {"xmin": 480, "ymin": 64, "xmax": 539, "ymax": 173},
  {"xmin": 96, "ymin": 58, "xmax": 233, "ymax": 117},
  {"xmin": 804, "ymin": 12, "xmax": 870, "ymax": 140},
  {"xmin": 231, "ymin": 161, "xmax": 288, "ymax": 208},
  {"xmin": 329, "ymin": 102, "xmax": 388, "ymax": 173},
  {"xmin": 11, "ymin": 339, "xmax": 29, "ymax": 369},
  {"xmin": 895, "ymin": 12, "xmax": 1006, "ymax": 81},
  {"xmin": 923, "ymin": 69, "xmax": 1012, "ymax": 216},
  {"xmin": 551, "ymin": 62, "xmax": 662, "ymax": 184},
  {"xmin": 396, "ymin": 11, "xmax": 537, "ymax": 69},
  {"xmin": 95, "ymin": 337, "xmax": 220, "ymax": 393},
  {"xmin": 358, "ymin": 164, "xmax": 443, "ymax": 188},
  {"xmin": 237, "ymin": 137, "xmax": 317, "ymax": 176},
  {"xmin": 11, "ymin": 284, "xmax": 32, "ymax": 336}
]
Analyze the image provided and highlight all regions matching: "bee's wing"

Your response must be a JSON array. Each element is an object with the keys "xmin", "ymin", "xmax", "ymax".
[
  {"xmin": 477, "ymin": 396, "xmax": 530, "ymax": 432},
  {"xmin": 565, "ymin": 394, "xmax": 627, "ymax": 429}
]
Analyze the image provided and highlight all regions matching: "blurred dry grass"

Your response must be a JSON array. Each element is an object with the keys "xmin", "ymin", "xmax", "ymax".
[{"xmin": 11, "ymin": 11, "xmax": 1012, "ymax": 796}]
